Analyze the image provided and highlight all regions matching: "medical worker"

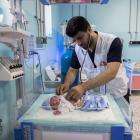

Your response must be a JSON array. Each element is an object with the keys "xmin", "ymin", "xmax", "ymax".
[{"xmin": 57, "ymin": 16, "xmax": 129, "ymax": 103}]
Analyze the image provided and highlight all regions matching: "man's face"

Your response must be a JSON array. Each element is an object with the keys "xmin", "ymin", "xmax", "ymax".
[{"xmin": 73, "ymin": 31, "xmax": 90, "ymax": 50}]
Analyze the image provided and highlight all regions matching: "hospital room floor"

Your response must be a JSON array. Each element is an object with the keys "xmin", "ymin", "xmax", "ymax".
[{"xmin": 130, "ymin": 91, "xmax": 140, "ymax": 140}]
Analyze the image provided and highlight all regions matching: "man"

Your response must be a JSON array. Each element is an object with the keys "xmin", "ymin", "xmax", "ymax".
[{"xmin": 57, "ymin": 16, "xmax": 129, "ymax": 104}]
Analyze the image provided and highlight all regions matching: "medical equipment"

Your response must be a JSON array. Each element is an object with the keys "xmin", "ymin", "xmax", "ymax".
[
  {"xmin": 0, "ymin": 18, "xmax": 41, "ymax": 140},
  {"xmin": 0, "ymin": 25, "xmax": 37, "ymax": 61},
  {"xmin": 41, "ymin": 93, "xmax": 109, "ymax": 113},
  {"xmin": 0, "ymin": 26, "xmax": 32, "ymax": 52},
  {"xmin": 45, "ymin": 65, "xmax": 60, "ymax": 82},
  {"xmin": 16, "ymin": 93, "xmax": 132, "ymax": 140},
  {"xmin": 0, "ymin": 24, "xmax": 35, "ymax": 82},
  {"xmin": 44, "ymin": 62, "xmax": 61, "ymax": 92},
  {"xmin": 9, "ymin": 0, "xmax": 28, "ymax": 30},
  {"xmin": 27, "ymin": 50, "xmax": 45, "ymax": 93},
  {"xmin": 60, "ymin": 21, "xmax": 78, "ymax": 85},
  {"xmin": 0, "ymin": 57, "xmax": 23, "ymax": 81},
  {"xmin": 61, "ymin": 46, "xmax": 79, "ymax": 86},
  {"xmin": 0, "ymin": 1, "xmax": 45, "ymax": 139}
]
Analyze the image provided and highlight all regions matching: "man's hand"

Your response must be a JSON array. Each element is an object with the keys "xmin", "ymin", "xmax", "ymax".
[
  {"xmin": 66, "ymin": 84, "xmax": 86, "ymax": 104},
  {"xmin": 56, "ymin": 67, "xmax": 78, "ymax": 95},
  {"xmin": 56, "ymin": 84, "xmax": 69, "ymax": 95}
]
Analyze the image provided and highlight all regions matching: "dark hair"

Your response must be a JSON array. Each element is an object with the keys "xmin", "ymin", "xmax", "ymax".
[{"xmin": 66, "ymin": 16, "xmax": 91, "ymax": 38}]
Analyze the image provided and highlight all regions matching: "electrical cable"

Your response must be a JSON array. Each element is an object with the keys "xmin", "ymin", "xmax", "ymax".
[
  {"xmin": 29, "ymin": 51, "xmax": 45, "ymax": 93},
  {"xmin": 78, "ymin": 4, "xmax": 80, "ymax": 16},
  {"xmin": 37, "ymin": 52, "xmax": 45, "ymax": 93},
  {"xmin": 85, "ymin": 4, "xmax": 87, "ymax": 18},
  {"xmin": 72, "ymin": 4, "xmax": 74, "ymax": 17}
]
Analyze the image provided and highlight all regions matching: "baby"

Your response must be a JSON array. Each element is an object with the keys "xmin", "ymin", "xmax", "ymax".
[
  {"xmin": 49, "ymin": 95, "xmax": 75, "ymax": 115},
  {"xmin": 48, "ymin": 95, "xmax": 83, "ymax": 115},
  {"xmin": 42, "ymin": 93, "xmax": 108, "ymax": 115}
]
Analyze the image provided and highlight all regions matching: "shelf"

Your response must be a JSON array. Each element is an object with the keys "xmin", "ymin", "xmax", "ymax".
[
  {"xmin": 0, "ymin": 26, "xmax": 33, "ymax": 47},
  {"xmin": 0, "ymin": 26, "xmax": 32, "ymax": 38}
]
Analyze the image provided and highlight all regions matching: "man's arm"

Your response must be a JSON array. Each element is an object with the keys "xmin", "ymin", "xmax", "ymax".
[
  {"xmin": 82, "ymin": 37, "xmax": 123, "ymax": 91},
  {"xmin": 66, "ymin": 62, "xmax": 120, "ymax": 102},
  {"xmin": 66, "ymin": 37, "xmax": 123, "ymax": 102},
  {"xmin": 64, "ymin": 67, "xmax": 79, "ymax": 86},
  {"xmin": 56, "ymin": 67, "xmax": 78, "ymax": 95},
  {"xmin": 57, "ymin": 49, "xmax": 81, "ymax": 95},
  {"xmin": 81, "ymin": 62, "xmax": 120, "ymax": 91}
]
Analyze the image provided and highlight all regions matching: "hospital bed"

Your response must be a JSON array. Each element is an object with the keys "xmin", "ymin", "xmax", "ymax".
[{"xmin": 15, "ymin": 93, "xmax": 132, "ymax": 140}]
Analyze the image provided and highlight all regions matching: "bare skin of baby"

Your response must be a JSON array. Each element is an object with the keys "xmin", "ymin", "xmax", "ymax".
[
  {"xmin": 50, "ymin": 96, "xmax": 61, "ymax": 110},
  {"xmin": 49, "ymin": 95, "xmax": 83, "ymax": 115},
  {"xmin": 49, "ymin": 96, "xmax": 61, "ymax": 115}
]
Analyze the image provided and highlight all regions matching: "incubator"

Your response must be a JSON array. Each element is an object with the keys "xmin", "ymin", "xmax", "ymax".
[{"xmin": 17, "ymin": 92, "xmax": 132, "ymax": 140}]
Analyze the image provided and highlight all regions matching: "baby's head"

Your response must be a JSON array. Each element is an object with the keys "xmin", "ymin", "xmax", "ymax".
[{"xmin": 50, "ymin": 96, "xmax": 61, "ymax": 110}]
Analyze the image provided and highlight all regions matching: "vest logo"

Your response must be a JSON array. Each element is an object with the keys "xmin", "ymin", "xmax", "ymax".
[{"xmin": 100, "ymin": 61, "xmax": 107, "ymax": 66}]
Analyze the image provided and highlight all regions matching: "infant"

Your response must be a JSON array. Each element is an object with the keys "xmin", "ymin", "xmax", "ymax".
[
  {"xmin": 50, "ymin": 95, "xmax": 75, "ymax": 115},
  {"xmin": 42, "ymin": 93, "xmax": 108, "ymax": 115}
]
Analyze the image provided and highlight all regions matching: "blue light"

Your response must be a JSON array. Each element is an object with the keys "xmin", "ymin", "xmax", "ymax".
[
  {"xmin": 100, "ymin": 0, "xmax": 109, "ymax": 4},
  {"xmin": 40, "ymin": 0, "xmax": 50, "ymax": 5}
]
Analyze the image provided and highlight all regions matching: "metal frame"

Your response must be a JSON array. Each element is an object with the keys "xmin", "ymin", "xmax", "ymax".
[{"xmin": 14, "ymin": 122, "xmax": 132, "ymax": 140}]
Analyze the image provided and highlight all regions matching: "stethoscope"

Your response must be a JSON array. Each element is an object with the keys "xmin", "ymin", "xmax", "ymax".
[
  {"xmin": 79, "ymin": 33, "xmax": 97, "ymax": 83},
  {"xmin": 77, "ymin": 33, "xmax": 107, "ymax": 94}
]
